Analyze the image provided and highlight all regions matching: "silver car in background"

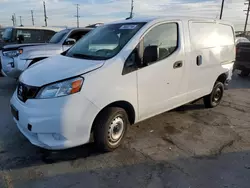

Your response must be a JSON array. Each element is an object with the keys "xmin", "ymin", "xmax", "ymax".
[{"xmin": 1, "ymin": 27, "xmax": 93, "ymax": 78}]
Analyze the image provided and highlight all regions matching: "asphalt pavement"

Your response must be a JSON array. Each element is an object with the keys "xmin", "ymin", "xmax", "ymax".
[{"xmin": 0, "ymin": 74, "xmax": 250, "ymax": 188}]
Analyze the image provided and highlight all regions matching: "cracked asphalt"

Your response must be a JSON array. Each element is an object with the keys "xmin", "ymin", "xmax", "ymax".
[{"xmin": 0, "ymin": 74, "xmax": 250, "ymax": 188}]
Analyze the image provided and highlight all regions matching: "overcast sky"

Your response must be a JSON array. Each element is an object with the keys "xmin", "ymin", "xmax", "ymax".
[{"xmin": 0, "ymin": 0, "xmax": 248, "ymax": 30}]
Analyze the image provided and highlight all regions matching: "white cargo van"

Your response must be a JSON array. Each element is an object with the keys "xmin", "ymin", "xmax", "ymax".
[{"xmin": 10, "ymin": 17, "xmax": 235, "ymax": 152}]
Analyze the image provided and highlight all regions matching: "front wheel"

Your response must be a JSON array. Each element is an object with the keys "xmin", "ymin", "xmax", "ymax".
[
  {"xmin": 203, "ymin": 82, "xmax": 224, "ymax": 108},
  {"xmin": 93, "ymin": 107, "xmax": 129, "ymax": 152}
]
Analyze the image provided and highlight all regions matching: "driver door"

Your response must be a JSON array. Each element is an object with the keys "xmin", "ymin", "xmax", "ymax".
[{"xmin": 137, "ymin": 22, "xmax": 187, "ymax": 120}]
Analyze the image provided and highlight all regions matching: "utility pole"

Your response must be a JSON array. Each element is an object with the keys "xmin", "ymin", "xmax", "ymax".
[
  {"xmin": 19, "ymin": 16, "xmax": 23, "ymax": 26},
  {"xmin": 219, "ymin": 0, "xmax": 225, "ymax": 19},
  {"xmin": 14, "ymin": 13, "xmax": 16, "ymax": 26},
  {"xmin": 75, "ymin": 4, "xmax": 80, "ymax": 28},
  {"xmin": 31, "ymin": 10, "xmax": 34, "ymax": 26},
  {"xmin": 43, "ymin": 1, "xmax": 48, "ymax": 27},
  {"xmin": 11, "ymin": 15, "xmax": 15, "ymax": 26},
  {"xmin": 244, "ymin": 0, "xmax": 250, "ymax": 35}
]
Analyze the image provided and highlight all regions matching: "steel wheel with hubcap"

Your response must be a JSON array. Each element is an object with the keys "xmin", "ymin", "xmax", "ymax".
[
  {"xmin": 94, "ymin": 107, "xmax": 129, "ymax": 152},
  {"xmin": 203, "ymin": 81, "xmax": 224, "ymax": 108},
  {"xmin": 108, "ymin": 116, "xmax": 125, "ymax": 146}
]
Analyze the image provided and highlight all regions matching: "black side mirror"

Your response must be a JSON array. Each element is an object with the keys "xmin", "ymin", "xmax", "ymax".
[
  {"xmin": 65, "ymin": 38, "xmax": 76, "ymax": 45},
  {"xmin": 143, "ymin": 45, "xmax": 158, "ymax": 66},
  {"xmin": 17, "ymin": 35, "xmax": 24, "ymax": 43}
]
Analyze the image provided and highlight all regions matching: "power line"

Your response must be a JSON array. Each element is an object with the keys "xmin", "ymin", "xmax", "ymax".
[
  {"xmin": 43, "ymin": 1, "xmax": 48, "ymax": 27},
  {"xmin": 244, "ymin": 0, "xmax": 250, "ymax": 35},
  {"xmin": 31, "ymin": 10, "xmax": 34, "ymax": 26},
  {"xmin": 75, "ymin": 4, "xmax": 80, "ymax": 28},
  {"xmin": 219, "ymin": 0, "xmax": 225, "ymax": 19}
]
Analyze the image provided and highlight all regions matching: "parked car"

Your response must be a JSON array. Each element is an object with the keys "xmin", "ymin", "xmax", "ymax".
[
  {"xmin": 234, "ymin": 38, "xmax": 250, "ymax": 77},
  {"xmin": 0, "ymin": 26, "xmax": 62, "ymax": 76},
  {"xmin": 0, "ymin": 26, "xmax": 63, "ymax": 49},
  {"xmin": 10, "ymin": 17, "xmax": 235, "ymax": 152},
  {"xmin": 235, "ymin": 37, "xmax": 249, "ymax": 45},
  {"xmin": 1, "ymin": 27, "xmax": 93, "ymax": 78}
]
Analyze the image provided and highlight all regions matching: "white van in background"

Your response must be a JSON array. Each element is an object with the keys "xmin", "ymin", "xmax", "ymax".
[{"xmin": 10, "ymin": 17, "xmax": 235, "ymax": 152}]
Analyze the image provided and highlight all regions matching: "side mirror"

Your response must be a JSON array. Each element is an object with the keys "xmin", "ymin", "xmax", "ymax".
[
  {"xmin": 17, "ymin": 34, "xmax": 24, "ymax": 43},
  {"xmin": 65, "ymin": 38, "xmax": 76, "ymax": 45},
  {"xmin": 143, "ymin": 45, "xmax": 158, "ymax": 66}
]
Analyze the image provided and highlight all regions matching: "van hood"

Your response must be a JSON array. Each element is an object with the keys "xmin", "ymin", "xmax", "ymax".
[{"xmin": 19, "ymin": 55, "xmax": 104, "ymax": 86}]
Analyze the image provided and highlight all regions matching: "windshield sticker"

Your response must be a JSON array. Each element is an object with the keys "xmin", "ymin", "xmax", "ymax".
[{"xmin": 120, "ymin": 25, "xmax": 137, "ymax": 30}]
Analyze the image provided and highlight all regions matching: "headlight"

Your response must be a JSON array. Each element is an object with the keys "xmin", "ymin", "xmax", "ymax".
[
  {"xmin": 3, "ymin": 49, "xmax": 23, "ymax": 57},
  {"xmin": 36, "ymin": 77, "xmax": 84, "ymax": 99}
]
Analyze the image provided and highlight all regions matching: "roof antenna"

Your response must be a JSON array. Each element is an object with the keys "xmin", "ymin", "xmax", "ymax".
[{"xmin": 126, "ymin": 0, "xmax": 134, "ymax": 20}]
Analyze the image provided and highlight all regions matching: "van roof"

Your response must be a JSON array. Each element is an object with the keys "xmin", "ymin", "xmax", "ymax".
[
  {"xmin": 4, "ymin": 26, "xmax": 64, "ymax": 32},
  {"xmin": 109, "ymin": 16, "xmax": 232, "ymax": 25}
]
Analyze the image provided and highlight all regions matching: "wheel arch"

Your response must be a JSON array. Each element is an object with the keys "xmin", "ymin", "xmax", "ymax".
[
  {"xmin": 216, "ymin": 72, "xmax": 228, "ymax": 84},
  {"xmin": 91, "ymin": 100, "xmax": 136, "ymax": 132}
]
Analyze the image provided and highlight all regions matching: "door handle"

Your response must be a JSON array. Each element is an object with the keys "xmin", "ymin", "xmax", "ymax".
[
  {"xmin": 196, "ymin": 55, "xmax": 202, "ymax": 66},
  {"xmin": 173, "ymin": 61, "xmax": 183, "ymax": 69}
]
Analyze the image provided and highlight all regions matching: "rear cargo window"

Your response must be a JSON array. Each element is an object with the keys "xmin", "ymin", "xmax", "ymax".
[{"xmin": 189, "ymin": 22, "xmax": 234, "ymax": 49}]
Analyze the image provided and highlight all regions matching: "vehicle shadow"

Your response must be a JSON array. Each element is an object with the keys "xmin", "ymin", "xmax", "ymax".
[
  {"xmin": 0, "ymin": 142, "xmax": 102, "ymax": 170},
  {"xmin": 228, "ymin": 73, "xmax": 250, "ymax": 89},
  {"xmin": 173, "ymin": 103, "xmax": 205, "ymax": 112},
  {"xmin": 0, "ymin": 77, "xmax": 17, "ymax": 91}
]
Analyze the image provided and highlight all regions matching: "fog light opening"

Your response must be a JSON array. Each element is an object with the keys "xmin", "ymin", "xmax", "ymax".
[
  {"xmin": 28, "ymin": 124, "xmax": 32, "ymax": 131},
  {"xmin": 52, "ymin": 133, "xmax": 65, "ymax": 141}
]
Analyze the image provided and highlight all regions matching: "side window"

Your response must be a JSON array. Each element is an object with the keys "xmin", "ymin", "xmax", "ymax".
[
  {"xmin": 123, "ymin": 23, "xmax": 178, "ymax": 75},
  {"xmin": 16, "ymin": 29, "xmax": 43, "ymax": 43},
  {"xmin": 143, "ymin": 23, "xmax": 178, "ymax": 64},
  {"xmin": 68, "ymin": 30, "xmax": 89, "ymax": 42},
  {"xmin": 44, "ymin": 30, "xmax": 56, "ymax": 42},
  {"xmin": 123, "ymin": 44, "xmax": 141, "ymax": 75}
]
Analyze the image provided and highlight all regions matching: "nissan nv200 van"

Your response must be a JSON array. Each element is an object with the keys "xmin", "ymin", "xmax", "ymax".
[{"xmin": 10, "ymin": 17, "xmax": 235, "ymax": 152}]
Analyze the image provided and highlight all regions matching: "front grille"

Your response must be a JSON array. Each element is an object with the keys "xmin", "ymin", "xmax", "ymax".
[{"xmin": 17, "ymin": 82, "xmax": 40, "ymax": 102}]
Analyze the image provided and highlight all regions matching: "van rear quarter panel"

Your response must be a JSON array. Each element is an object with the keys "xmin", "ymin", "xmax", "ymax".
[{"xmin": 187, "ymin": 21, "xmax": 235, "ymax": 100}]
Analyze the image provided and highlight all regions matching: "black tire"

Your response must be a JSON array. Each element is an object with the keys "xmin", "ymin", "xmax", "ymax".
[
  {"xmin": 203, "ymin": 82, "xmax": 224, "ymax": 108},
  {"xmin": 93, "ymin": 107, "xmax": 129, "ymax": 152},
  {"xmin": 239, "ymin": 70, "xmax": 249, "ymax": 77}
]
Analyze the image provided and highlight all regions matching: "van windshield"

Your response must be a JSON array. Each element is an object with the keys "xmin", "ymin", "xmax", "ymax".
[
  {"xmin": 49, "ymin": 29, "xmax": 69, "ymax": 44},
  {"xmin": 65, "ymin": 23, "xmax": 145, "ymax": 60},
  {"xmin": 2, "ymin": 28, "xmax": 13, "ymax": 41}
]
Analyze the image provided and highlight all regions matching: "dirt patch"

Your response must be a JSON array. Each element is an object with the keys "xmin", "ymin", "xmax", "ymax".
[
  {"xmin": 162, "ymin": 125, "xmax": 240, "ymax": 157},
  {"xmin": 164, "ymin": 125, "xmax": 181, "ymax": 134}
]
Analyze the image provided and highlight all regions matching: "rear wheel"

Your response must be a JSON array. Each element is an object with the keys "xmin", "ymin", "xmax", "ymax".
[
  {"xmin": 203, "ymin": 82, "xmax": 224, "ymax": 108},
  {"xmin": 93, "ymin": 107, "xmax": 129, "ymax": 152}
]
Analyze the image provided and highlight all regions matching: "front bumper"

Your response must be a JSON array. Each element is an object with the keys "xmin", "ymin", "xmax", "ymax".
[
  {"xmin": 1, "ymin": 55, "xmax": 31, "ymax": 78},
  {"xmin": 10, "ymin": 90, "xmax": 99, "ymax": 150}
]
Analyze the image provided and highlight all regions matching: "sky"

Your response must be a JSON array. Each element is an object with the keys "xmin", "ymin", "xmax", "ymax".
[{"xmin": 0, "ymin": 0, "xmax": 248, "ymax": 31}]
